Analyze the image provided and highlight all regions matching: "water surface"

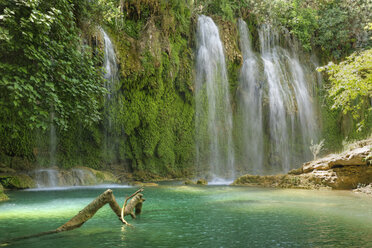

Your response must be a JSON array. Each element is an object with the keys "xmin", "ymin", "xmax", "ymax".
[{"xmin": 0, "ymin": 186, "xmax": 371, "ymax": 247}]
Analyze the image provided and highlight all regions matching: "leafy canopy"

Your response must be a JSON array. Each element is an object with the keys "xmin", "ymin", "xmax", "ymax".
[
  {"xmin": 319, "ymin": 48, "xmax": 372, "ymax": 131},
  {"xmin": 0, "ymin": 0, "xmax": 106, "ymax": 156}
]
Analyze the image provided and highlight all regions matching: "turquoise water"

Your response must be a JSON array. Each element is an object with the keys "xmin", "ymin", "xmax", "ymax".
[{"xmin": 0, "ymin": 186, "xmax": 371, "ymax": 247}]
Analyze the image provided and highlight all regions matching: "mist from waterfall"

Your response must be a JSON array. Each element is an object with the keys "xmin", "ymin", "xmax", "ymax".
[{"xmin": 195, "ymin": 15, "xmax": 235, "ymax": 181}]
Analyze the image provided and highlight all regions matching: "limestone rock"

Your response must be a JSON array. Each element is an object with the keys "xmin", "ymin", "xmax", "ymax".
[
  {"xmin": 234, "ymin": 138, "xmax": 372, "ymax": 190},
  {"xmin": 288, "ymin": 167, "xmax": 303, "ymax": 175},
  {"xmin": 232, "ymin": 174, "xmax": 331, "ymax": 189},
  {"xmin": 353, "ymin": 184, "xmax": 372, "ymax": 196},
  {"xmin": 303, "ymin": 144, "xmax": 371, "ymax": 173}
]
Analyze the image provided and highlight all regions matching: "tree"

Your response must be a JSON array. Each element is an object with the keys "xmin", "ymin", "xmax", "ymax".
[
  {"xmin": 319, "ymin": 48, "xmax": 372, "ymax": 131},
  {"xmin": 0, "ymin": 0, "xmax": 106, "ymax": 157}
]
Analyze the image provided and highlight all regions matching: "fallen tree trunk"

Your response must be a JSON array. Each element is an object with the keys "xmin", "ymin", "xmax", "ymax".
[{"xmin": 2, "ymin": 188, "xmax": 145, "ymax": 245}]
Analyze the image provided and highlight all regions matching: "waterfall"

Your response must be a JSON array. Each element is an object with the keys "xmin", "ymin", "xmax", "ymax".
[
  {"xmin": 32, "ymin": 168, "xmax": 98, "ymax": 188},
  {"xmin": 34, "ymin": 169, "xmax": 59, "ymax": 188},
  {"xmin": 195, "ymin": 15, "xmax": 235, "ymax": 181},
  {"xmin": 100, "ymin": 28, "xmax": 119, "ymax": 161},
  {"xmin": 235, "ymin": 21, "xmax": 319, "ymax": 174},
  {"xmin": 259, "ymin": 25, "xmax": 292, "ymax": 171},
  {"xmin": 258, "ymin": 24, "xmax": 318, "ymax": 172},
  {"xmin": 237, "ymin": 19, "xmax": 264, "ymax": 175},
  {"xmin": 102, "ymin": 28, "xmax": 118, "ymax": 99}
]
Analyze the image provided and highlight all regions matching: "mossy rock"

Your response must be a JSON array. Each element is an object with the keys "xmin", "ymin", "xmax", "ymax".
[
  {"xmin": 184, "ymin": 179, "xmax": 196, "ymax": 185},
  {"xmin": 89, "ymin": 168, "xmax": 118, "ymax": 184},
  {"xmin": 196, "ymin": 179, "xmax": 208, "ymax": 185},
  {"xmin": 288, "ymin": 167, "xmax": 303, "ymax": 175},
  {"xmin": 0, "ymin": 173, "xmax": 35, "ymax": 189},
  {"xmin": 72, "ymin": 166, "xmax": 119, "ymax": 184},
  {"xmin": 0, "ymin": 184, "xmax": 9, "ymax": 201},
  {"xmin": 0, "ymin": 192, "xmax": 8, "ymax": 201}
]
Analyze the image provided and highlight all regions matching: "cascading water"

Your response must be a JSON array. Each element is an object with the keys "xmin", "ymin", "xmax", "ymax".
[
  {"xmin": 235, "ymin": 21, "xmax": 319, "ymax": 174},
  {"xmin": 195, "ymin": 15, "xmax": 235, "ymax": 182},
  {"xmin": 102, "ymin": 29, "xmax": 118, "ymax": 99},
  {"xmin": 100, "ymin": 28, "xmax": 119, "ymax": 161},
  {"xmin": 237, "ymin": 19, "xmax": 264, "ymax": 175},
  {"xmin": 259, "ymin": 25, "xmax": 293, "ymax": 171},
  {"xmin": 258, "ymin": 24, "xmax": 318, "ymax": 172},
  {"xmin": 32, "ymin": 168, "xmax": 98, "ymax": 188},
  {"xmin": 34, "ymin": 169, "xmax": 59, "ymax": 188}
]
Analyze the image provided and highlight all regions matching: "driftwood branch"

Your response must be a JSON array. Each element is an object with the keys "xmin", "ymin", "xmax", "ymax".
[
  {"xmin": 1, "ymin": 188, "xmax": 145, "ymax": 246},
  {"xmin": 121, "ymin": 188, "xmax": 144, "ymax": 224}
]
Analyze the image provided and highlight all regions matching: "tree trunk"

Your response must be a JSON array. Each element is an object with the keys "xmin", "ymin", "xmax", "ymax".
[{"xmin": 2, "ymin": 189, "xmax": 145, "ymax": 245}]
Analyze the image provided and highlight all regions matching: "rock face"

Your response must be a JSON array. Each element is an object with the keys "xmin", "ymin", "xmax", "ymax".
[
  {"xmin": 0, "ymin": 166, "xmax": 120, "ymax": 190},
  {"xmin": 29, "ymin": 166, "xmax": 119, "ymax": 188},
  {"xmin": 234, "ymin": 139, "xmax": 372, "ymax": 190},
  {"xmin": 303, "ymin": 146, "xmax": 371, "ymax": 173}
]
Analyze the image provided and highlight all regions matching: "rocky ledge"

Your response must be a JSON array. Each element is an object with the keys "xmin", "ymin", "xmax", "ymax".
[
  {"xmin": 234, "ymin": 139, "xmax": 372, "ymax": 190},
  {"xmin": 0, "ymin": 166, "xmax": 120, "ymax": 194},
  {"xmin": 353, "ymin": 184, "xmax": 372, "ymax": 196}
]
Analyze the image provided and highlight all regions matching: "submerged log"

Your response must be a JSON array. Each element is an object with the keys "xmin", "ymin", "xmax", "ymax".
[{"xmin": 1, "ymin": 188, "xmax": 145, "ymax": 245}]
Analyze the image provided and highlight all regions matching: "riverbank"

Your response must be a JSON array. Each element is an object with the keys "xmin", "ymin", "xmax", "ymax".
[{"xmin": 233, "ymin": 138, "xmax": 372, "ymax": 193}]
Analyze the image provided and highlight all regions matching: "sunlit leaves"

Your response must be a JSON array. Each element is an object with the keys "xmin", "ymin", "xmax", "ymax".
[{"xmin": 319, "ymin": 49, "xmax": 372, "ymax": 130}]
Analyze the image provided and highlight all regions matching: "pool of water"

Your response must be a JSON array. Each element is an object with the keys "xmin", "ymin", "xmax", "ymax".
[{"xmin": 0, "ymin": 186, "xmax": 371, "ymax": 247}]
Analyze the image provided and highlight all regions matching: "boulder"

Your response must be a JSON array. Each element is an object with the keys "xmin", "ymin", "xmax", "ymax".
[
  {"xmin": 88, "ymin": 168, "xmax": 118, "ymax": 184},
  {"xmin": 353, "ymin": 184, "xmax": 372, "ymax": 196},
  {"xmin": 0, "ymin": 173, "xmax": 35, "ymax": 189},
  {"xmin": 196, "ymin": 179, "xmax": 207, "ymax": 185},
  {"xmin": 303, "ymin": 145, "xmax": 371, "ymax": 173}
]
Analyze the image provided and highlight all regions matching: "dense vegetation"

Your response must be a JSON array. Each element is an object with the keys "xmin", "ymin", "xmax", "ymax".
[
  {"xmin": 0, "ymin": 0, "xmax": 370, "ymax": 179},
  {"xmin": 0, "ymin": 0, "xmax": 105, "ymax": 164}
]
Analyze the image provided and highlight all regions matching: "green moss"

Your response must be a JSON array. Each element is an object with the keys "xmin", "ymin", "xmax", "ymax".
[
  {"xmin": 0, "ymin": 174, "xmax": 35, "ymax": 189},
  {"xmin": 0, "ymin": 184, "xmax": 8, "ymax": 201}
]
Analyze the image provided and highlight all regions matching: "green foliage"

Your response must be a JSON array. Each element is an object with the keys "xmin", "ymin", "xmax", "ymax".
[
  {"xmin": 0, "ymin": 0, "xmax": 105, "ymax": 157},
  {"xmin": 315, "ymin": 1, "xmax": 351, "ymax": 59},
  {"xmin": 275, "ymin": 0, "xmax": 318, "ymax": 51},
  {"xmin": 103, "ymin": 1, "xmax": 196, "ymax": 178},
  {"xmin": 236, "ymin": 0, "xmax": 371, "ymax": 59},
  {"xmin": 319, "ymin": 49, "xmax": 372, "ymax": 131},
  {"xmin": 0, "ymin": 0, "xmax": 369, "ymax": 178}
]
